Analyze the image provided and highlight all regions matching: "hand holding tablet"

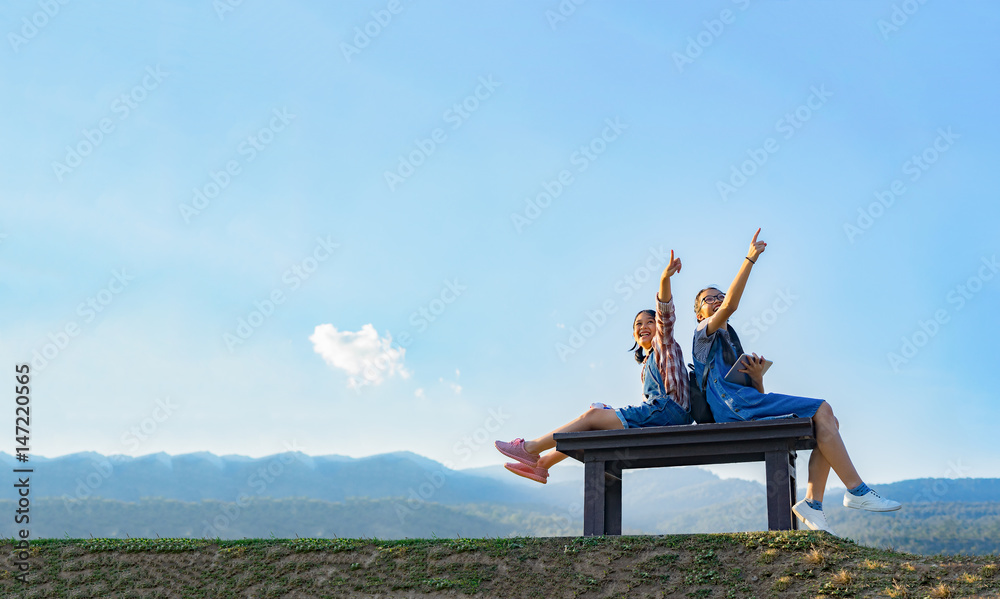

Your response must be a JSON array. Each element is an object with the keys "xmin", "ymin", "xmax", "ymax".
[{"xmin": 724, "ymin": 353, "xmax": 772, "ymax": 386}]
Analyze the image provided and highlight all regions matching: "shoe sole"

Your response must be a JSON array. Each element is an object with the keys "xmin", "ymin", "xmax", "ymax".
[
  {"xmin": 504, "ymin": 463, "xmax": 547, "ymax": 484},
  {"xmin": 792, "ymin": 506, "xmax": 836, "ymax": 535},
  {"xmin": 843, "ymin": 502, "xmax": 901, "ymax": 512},
  {"xmin": 495, "ymin": 442, "xmax": 539, "ymax": 467},
  {"xmin": 792, "ymin": 507, "xmax": 821, "ymax": 531}
]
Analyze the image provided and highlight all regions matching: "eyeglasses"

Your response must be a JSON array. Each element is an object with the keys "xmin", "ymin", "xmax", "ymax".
[{"xmin": 700, "ymin": 293, "xmax": 725, "ymax": 308}]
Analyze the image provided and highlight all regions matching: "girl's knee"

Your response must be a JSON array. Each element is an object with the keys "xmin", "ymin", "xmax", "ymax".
[
  {"xmin": 817, "ymin": 402, "xmax": 840, "ymax": 429},
  {"xmin": 813, "ymin": 402, "xmax": 836, "ymax": 430},
  {"xmin": 585, "ymin": 407, "xmax": 622, "ymax": 430},
  {"xmin": 813, "ymin": 401, "xmax": 830, "ymax": 419}
]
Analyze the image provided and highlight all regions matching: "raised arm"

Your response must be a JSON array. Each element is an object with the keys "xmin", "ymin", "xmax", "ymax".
[
  {"xmin": 652, "ymin": 250, "xmax": 683, "ymax": 344},
  {"xmin": 658, "ymin": 249, "xmax": 681, "ymax": 303},
  {"xmin": 703, "ymin": 228, "xmax": 767, "ymax": 335}
]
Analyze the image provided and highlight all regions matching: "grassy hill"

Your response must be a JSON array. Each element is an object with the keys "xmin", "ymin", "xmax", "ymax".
[
  {"xmin": 7, "ymin": 496, "xmax": 1000, "ymax": 558},
  {"xmin": 2, "ymin": 533, "xmax": 997, "ymax": 598},
  {"xmin": 5, "ymin": 451, "xmax": 999, "ymax": 557}
]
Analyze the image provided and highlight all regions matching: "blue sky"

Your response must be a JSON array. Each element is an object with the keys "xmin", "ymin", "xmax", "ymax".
[{"xmin": 2, "ymin": 1, "xmax": 998, "ymax": 488}]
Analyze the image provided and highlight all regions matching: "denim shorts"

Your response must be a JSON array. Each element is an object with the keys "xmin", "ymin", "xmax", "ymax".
[{"xmin": 615, "ymin": 396, "xmax": 694, "ymax": 428}]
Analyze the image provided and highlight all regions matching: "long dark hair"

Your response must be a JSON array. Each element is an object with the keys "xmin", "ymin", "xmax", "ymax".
[{"xmin": 629, "ymin": 309, "xmax": 656, "ymax": 364}]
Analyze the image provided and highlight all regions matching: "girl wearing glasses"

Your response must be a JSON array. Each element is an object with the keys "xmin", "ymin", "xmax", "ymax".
[
  {"xmin": 495, "ymin": 251, "xmax": 693, "ymax": 484},
  {"xmin": 692, "ymin": 228, "xmax": 900, "ymax": 535}
]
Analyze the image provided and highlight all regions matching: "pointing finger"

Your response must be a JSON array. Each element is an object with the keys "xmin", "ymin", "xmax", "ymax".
[{"xmin": 751, "ymin": 228, "xmax": 761, "ymax": 244}]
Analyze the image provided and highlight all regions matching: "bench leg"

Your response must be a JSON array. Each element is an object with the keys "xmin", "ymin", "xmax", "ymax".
[
  {"xmin": 789, "ymin": 451, "xmax": 798, "ymax": 530},
  {"xmin": 583, "ymin": 462, "xmax": 605, "ymax": 536},
  {"xmin": 605, "ymin": 462, "xmax": 622, "ymax": 536},
  {"xmin": 583, "ymin": 461, "xmax": 623, "ymax": 536},
  {"xmin": 765, "ymin": 450, "xmax": 794, "ymax": 531}
]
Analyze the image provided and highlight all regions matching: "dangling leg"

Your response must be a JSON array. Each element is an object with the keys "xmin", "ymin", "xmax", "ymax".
[
  {"xmin": 523, "ymin": 408, "xmax": 624, "ymax": 455},
  {"xmin": 794, "ymin": 401, "xmax": 850, "ymax": 533},
  {"xmin": 810, "ymin": 401, "xmax": 861, "ymax": 493},
  {"xmin": 806, "ymin": 449, "xmax": 832, "ymax": 502},
  {"xmin": 801, "ymin": 401, "xmax": 899, "ymax": 516},
  {"xmin": 497, "ymin": 408, "xmax": 624, "ymax": 481}
]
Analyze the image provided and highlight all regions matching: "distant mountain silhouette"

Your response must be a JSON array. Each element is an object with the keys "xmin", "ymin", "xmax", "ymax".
[
  {"xmin": 5, "ymin": 450, "xmax": 998, "ymax": 542},
  {"xmin": 5, "ymin": 450, "xmax": 768, "ymax": 516}
]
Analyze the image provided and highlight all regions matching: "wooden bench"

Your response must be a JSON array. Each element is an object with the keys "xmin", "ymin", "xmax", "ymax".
[{"xmin": 554, "ymin": 418, "xmax": 816, "ymax": 536}]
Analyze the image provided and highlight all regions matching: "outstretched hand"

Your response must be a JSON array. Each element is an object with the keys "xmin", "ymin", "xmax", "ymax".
[
  {"xmin": 663, "ymin": 250, "xmax": 682, "ymax": 278},
  {"xmin": 747, "ymin": 228, "xmax": 767, "ymax": 262}
]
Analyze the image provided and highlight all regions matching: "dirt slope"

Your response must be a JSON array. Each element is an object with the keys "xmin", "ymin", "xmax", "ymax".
[{"xmin": 1, "ymin": 533, "xmax": 998, "ymax": 598}]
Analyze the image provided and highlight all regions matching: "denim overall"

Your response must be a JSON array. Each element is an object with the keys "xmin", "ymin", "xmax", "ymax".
[
  {"xmin": 692, "ymin": 330, "xmax": 823, "ymax": 423},
  {"xmin": 615, "ymin": 347, "xmax": 694, "ymax": 428}
]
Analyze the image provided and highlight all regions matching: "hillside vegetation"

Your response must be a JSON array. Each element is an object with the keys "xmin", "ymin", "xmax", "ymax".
[
  {"xmin": 2, "ymin": 533, "xmax": 998, "ymax": 598},
  {"xmin": 5, "ymin": 451, "xmax": 999, "ymax": 557},
  {"xmin": 5, "ymin": 495, "xmax": 999, "ymax": 557}
]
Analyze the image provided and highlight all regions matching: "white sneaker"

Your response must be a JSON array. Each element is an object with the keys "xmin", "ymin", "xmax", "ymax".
[
  {"xmin": 792, "ymin": 499, "xmax": 837, "ymax": 535},
  {"xmin": 843, "ymin": 488, "xmax": 901, "ymax": 512}
]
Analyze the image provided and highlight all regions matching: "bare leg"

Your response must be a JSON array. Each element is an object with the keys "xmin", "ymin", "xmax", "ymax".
[
  {"xmin": 538, "ymin": 450, "xmax": 570, "ymax": 469},
  {"xmin": 808, "ymin": 401, "xmax": 861, "ymax": 500},
  {"xmin": 522, "ymin": 408, "xmax": 624, "ymax": 469},
  {"xmin": 806, "ymin": 447, "xmax": 832, "ymax": 503},
  {"xmin": 523, "ymin": 408, "xmax": 624, "ymax": 454}
]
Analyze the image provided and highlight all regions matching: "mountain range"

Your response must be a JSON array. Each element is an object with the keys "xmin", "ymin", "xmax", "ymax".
[{"xmin": 3, "ymin": 451, "xmax": 997, "ymax": 554}]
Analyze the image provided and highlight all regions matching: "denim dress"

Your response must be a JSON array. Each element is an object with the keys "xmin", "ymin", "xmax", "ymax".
[
  {"xmin": 614, "ymin": 347, "xmax": 695, "ymax": 428},
  {"xmin": 692, "ymin": 324, "xmax": 823, "ymax": 422}
]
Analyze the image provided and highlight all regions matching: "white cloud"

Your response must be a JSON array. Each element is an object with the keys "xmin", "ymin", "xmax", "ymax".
[
  {"xmin": 415, "ymin": 388, "xmax": 425, "ymax": 398},
  {"xmin": 309, "ymin": 323, "xmax": 410, "ymax": 388},
  {"xmin": 439, "ymin": 376, "xmax": 462, "ymax": 395}
]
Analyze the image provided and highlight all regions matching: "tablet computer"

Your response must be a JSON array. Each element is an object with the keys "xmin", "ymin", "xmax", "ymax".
[{"xmin": 724, "ymin": 354, "xmax": 772, "ymax": 386}]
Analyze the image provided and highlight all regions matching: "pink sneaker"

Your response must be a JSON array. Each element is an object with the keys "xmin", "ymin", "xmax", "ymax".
[
  {"xmin": 504, "ymin": 462, "xmax": 549, "ymax": 484},
  {"xmin": 494, "ymin": 438, "xmax": 540, "ymax": 467}
]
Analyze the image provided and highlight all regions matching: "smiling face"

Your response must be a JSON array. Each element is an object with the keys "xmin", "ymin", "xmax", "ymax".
[
  {"xmin": 633, "ymin": 311, "xmax": 655, "ymax": 350},
  {"xmin": 695, "ymin": 287, "xmax": 725, "ymax": 322}
]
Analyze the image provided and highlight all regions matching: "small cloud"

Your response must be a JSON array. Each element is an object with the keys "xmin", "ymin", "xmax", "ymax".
[
  {"xmin": 556, "ymin": 323, "xmax": 565, "ymax": 329},
  {"xmin": 309, "ymin": 323, "xmax": 410, "ymax": 388},
  {"xmin": 415, "ymin": 388, "xmax": 425, "ymax": 398},
  {"xmin": 439, "ymin": 376, "xmax": 462, "ymax": 395},
  {"xmin": 455, "ymin": 369, "xmax": 460, "ymax": 378}
]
